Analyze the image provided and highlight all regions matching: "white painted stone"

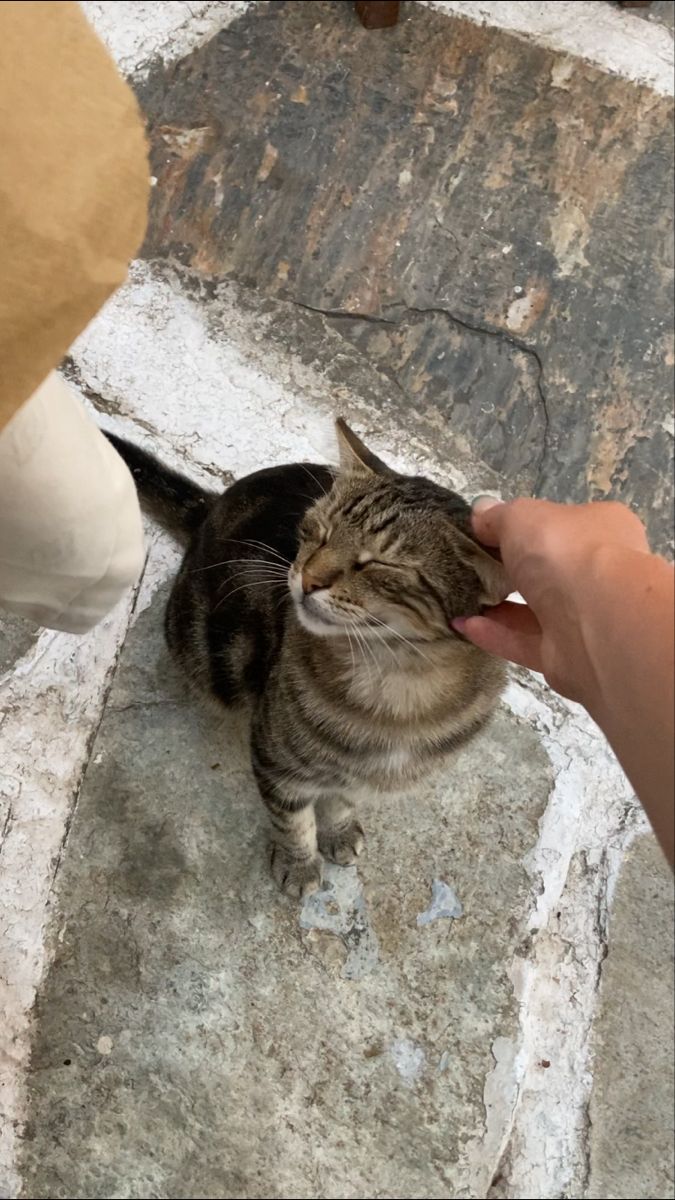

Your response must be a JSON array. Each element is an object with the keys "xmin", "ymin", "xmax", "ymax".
[
  {"xmin": 491, "ymin": 677, "xmax": 645, "ymax": 1197},
  {"xmin": 81, "ymin": 0, "xmax": 250, "ymax": 75},
  {"xmin": 69, "ymin": 261, "xmax": 479, "ymax": 495},
  {"xmin": 423, "ymin": 1, "xmax": 674, "ymax": 95},
  {"xmin": 0, "ymin": 530, "xmax": 178, "ymax": 1197}
]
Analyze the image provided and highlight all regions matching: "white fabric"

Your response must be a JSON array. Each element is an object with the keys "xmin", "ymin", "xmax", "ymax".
[{"xmin": 0, "ymin": 372, "xmax": 144, "ymax": 633}]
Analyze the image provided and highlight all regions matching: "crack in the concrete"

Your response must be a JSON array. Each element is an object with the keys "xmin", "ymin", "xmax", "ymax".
[
  {"xmin": 61, "ymin": 355, "xmax": 227, "ymax": 486},
  {"xmin": 61, "ymin": 356, "xmax": 162, "ymax": 441},
  {"xmin": 292, "ymin": 300, "xmax": 399, "ymax": 329},
  {"xmin": 391, "ymin": 302, "xmax": 552, "ymax": 494},
  {"xmin": 576, "ymin": 845, "xmax": 611, "ymax": 1196},
  {"xmin": 0, "ymin": 801, "xmax": 14, "ymax": 859},
  {"xmin": 154, "ymin": 261, "xmax": 551, "ymax": 494},
  {"xmin": 292, "ymin": 299, "xmax": 552, "ymax": 495},
  {"xmin": 108, "ymin": 699, "xmax": 187, "ymax": 714},
  {"xmin": 45, "ymin": 566, "xmax": 148, "ymax": 896}
]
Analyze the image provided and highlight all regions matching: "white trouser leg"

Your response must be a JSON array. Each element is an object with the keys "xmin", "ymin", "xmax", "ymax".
[{"xmin": 0, "ymin": 373, "xmax": 144, "ymax": 633}]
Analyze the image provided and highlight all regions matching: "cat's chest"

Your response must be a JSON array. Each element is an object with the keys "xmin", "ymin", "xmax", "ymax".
[
  {"xmin": 344, "ymin": 652, "xmax": 487, "ymax": 786},
  {"xmin": 348, "ymin": 657, "xmax": 456, "ymax": 722}
]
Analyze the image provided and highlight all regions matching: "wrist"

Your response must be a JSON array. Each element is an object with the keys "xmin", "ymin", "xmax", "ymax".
[{"xmin": 575, "ymin": 544, "xmax": 672, "ymax": 717}]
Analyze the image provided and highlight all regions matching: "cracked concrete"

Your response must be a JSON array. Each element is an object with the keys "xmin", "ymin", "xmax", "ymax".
[
  {"xmin": 138, "ymin": 0, "xmax": 674, "ymax": 548},
  {"xmin": 587, "ymin": 834, "xmax": 675, "ymax": 1200},
  {"xmin": 1, "ymin": 2, "xmax": 673, "ymax": 1198},
  {"xmin": 294, "ymin": 299, "xmax": 551, "ymax": 496},
  {"xmin": 19, "ymin": 576, "xmax": 552, "ymax": 1200}
]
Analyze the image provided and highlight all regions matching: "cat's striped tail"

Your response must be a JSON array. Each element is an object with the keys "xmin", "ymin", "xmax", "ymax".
[{"xmin": 104, "ymin": 432, "xmax": 213, "ymax": 536}]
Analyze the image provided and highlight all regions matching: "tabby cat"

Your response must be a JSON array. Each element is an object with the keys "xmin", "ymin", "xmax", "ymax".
[{"xmin": 108, "ymin": 420, "xmax": 507, "ymax": 897}]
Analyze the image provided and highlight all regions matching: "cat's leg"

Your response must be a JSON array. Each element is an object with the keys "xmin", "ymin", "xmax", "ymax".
[
  {"xmin": 266, "ymin": 799, "xmax": 323, "ymax": 898},
  {"xmin": 251, "ymin": 734, "xmax": 322, "ymax": 897},
  {"xmin": 316, "ymin": 795, "xmax": 365, "ymax": 866}
]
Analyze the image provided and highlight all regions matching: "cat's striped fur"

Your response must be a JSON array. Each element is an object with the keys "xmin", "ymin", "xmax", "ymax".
[{"xmin": 108, "ymin": 421, "xmax": 507, "ymax": 897}]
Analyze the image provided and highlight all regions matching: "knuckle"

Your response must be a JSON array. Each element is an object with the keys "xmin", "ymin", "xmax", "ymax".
[
  {"xmin": 508, "ymin": 497, "xmax": 536, "ymax": 521},
  {"xmin": 597, "ymin": 500, "xmax": 646, "ymax": 538}
]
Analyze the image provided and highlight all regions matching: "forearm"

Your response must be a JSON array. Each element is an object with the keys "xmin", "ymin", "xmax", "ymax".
[
  {"xmin": 466, "ymin": 498, "xmax": 673, "ymax": 861},
  {"xmin": 582, "ymin": 547, "xmax": 674, "ymax": 862}
]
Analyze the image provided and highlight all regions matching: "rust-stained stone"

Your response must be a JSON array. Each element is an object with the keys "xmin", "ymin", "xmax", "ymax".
[{"xmin": 138, "ymin": 0, "xmax": 673, "ymax": 548}]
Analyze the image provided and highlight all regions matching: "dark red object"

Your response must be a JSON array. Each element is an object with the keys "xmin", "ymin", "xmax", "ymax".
[{"xmin": 355, "ymin": 1, "xmax": 401, "ymax": 30}]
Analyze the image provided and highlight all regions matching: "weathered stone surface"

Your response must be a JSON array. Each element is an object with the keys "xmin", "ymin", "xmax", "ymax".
[
  {"xmin": 21, "ymin": 577, "xmax": 552, "ymax": 1199},
  {"xmin": 633, "ymin": 1, "xmax": 675, "ymax": 33},
  {"xmin": 587, "ymin": 833, "xmax": 675, "ymax": 1200},
  {"xmin": 138, "ymin": 0, "xmax": 674, "ymax": 548}
]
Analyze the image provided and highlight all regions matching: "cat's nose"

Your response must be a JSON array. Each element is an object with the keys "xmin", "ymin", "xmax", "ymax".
[
  {"xmin": 301, "ymin": 570, "xmax": 324, "ymax": 595},
  {"xmin": 301, "ymin": 551, "xmax": 342, "ymax": 594}
]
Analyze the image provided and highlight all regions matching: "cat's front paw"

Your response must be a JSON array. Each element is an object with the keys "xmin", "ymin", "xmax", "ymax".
[
  {"xmin": 269, "ymin": 843, "xmax": 323, "ymax": 898},
  {"xmin": 318, "ymin": 819, "xmax": 365, "ymax": 866}
]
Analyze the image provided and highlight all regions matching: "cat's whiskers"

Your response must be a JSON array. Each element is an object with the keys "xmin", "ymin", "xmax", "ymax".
[
  {"xmin": 351, "ymin": 622, "xmax": 384, "ymax": 686},
  {"xmin": 364, "ymin": 621, "xmax": 399, "ymax": 666},
  {"xmin": 227, "ymin": 538, "xmax": 292, "ymax": 566},
  {"xmin": 295, "ymin": 493, "xmax": 324, "ymax": 506},
  {"xmin": 325, "ymin": 601, "xmax": 392, "ymax": 675},
  {"xmin": 213, "ymin": 577, "xmax": 289, "ymax": 612},
  {"xmin": 364, "ymin": 613, "xmax": 434, "ymax": 666},
  {"xmin": 216, "ymin": 565, "xmax": 289, "ymax": 584},
  {"xmin": 349, "ymin": 624, "xmax": 371, "ymax": 686},
  {"xmin": 192, "ymin": 555, "xmax": 290, "ymax": 574},
  {"xmin": 329, "ymin": 602, "xmax": 402, "ymax": 668},
  {"xmin": 345, "ymin": 627, "xmax": 356, "ymax": 677},
  {"xmin": 299, "ymin": 463, "xmax": 331, "ymax": 497},
  {"xmin": 274, "ymin": 590, "xmax": 291, "ymax": 612}
]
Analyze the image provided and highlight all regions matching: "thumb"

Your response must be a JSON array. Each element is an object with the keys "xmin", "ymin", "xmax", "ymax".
[{"xmin": 453, "ymin": 601, "xmax": 544, "ymax": 672}]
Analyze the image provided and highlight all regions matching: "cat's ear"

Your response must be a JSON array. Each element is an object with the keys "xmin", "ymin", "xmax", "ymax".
[
  {"xmin": 456, "ymin": 534, "xmax": 509, "ymax": 607},
  {"xmin": 335, "ymin": 418, "xmax": 391, "ymax": 476}
]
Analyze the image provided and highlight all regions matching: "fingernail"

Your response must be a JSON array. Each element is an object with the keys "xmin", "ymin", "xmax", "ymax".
[
  {"xmin": 451, "ymin": 617, "xmax": 467, "ymax": 633},
  {"xmin": 471, "ymin": 494, "xmax": 503, "ymax": 513}
]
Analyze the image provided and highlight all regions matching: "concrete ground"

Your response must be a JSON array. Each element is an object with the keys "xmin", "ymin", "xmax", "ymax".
[{"xmin": 1, "ymin": 3, "xmax": 673, "ymax": 1198}]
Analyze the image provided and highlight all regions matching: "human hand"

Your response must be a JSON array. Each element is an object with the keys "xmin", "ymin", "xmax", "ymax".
[{"xmin": 453, "ymin": 497, "xmax": 650, "ymax": 706}]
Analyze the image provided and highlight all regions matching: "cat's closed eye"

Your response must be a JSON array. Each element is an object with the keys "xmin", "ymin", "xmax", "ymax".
[
  {"xmin": 355, "ymin": 559, "xmax": 406, "ymax": 573},
  {"xmin": 300, "ymin": 521, "xmax": 323, "ymax": 543}
]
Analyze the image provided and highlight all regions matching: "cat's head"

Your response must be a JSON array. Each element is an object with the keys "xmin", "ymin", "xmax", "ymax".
[{"xmin": 289, "ymin": 420, "xmax": 507, "ymax": 641}]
